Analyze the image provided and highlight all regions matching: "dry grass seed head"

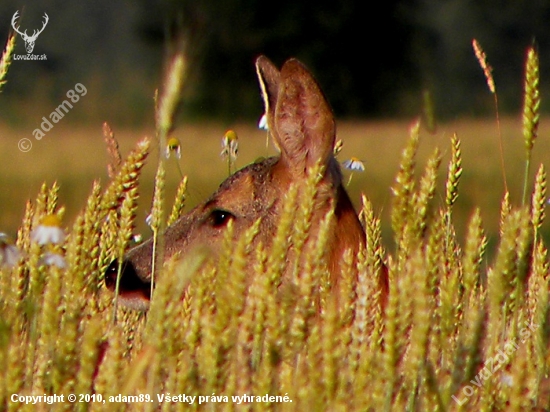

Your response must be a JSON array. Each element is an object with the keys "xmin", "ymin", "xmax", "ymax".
[
  {"xmin": 472, "ymin": 39, "xmax": 496, "ymax": 94},
  {"xmin": 102, "ymin": 122, "xmax": 122, "ymax": 179}
]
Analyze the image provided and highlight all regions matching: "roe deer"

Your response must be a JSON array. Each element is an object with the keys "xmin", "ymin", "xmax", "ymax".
[{"xmin": 105, "ymin": 55, "xmax": 388, "ymax": 310}]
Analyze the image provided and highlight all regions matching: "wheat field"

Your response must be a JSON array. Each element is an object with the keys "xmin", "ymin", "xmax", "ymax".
[{"xmin": 1, "ymin": 37, "xmax": 550, "ymax": 411}]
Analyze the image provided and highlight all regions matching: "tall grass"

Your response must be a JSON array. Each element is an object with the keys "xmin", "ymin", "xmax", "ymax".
[
  {"xmin": 472, "ymin": 39, "xmax": 507, "ymax": 194},
  {"xmin": 0, "ymin": 42, "xmax": 549, "ymax": 412}
]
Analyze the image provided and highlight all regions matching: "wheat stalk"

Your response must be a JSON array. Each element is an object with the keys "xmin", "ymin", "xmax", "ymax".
[
  {"xmin": 149, "ymin": 161, "xmax": 165, "ymax": 301},
  {"xmin": 522, "ymin": 46, "xmax": 540, "ymax": 205},
  {"xmin": 0, "ymin": 33, "xmax": 15, "ymax": 92},
  {"xmin": 531, "ymin": 164, "xmax": 546, "ymax": 234}
]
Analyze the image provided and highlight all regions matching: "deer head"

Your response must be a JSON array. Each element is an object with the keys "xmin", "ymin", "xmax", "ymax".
[
  {"xmin": 11, "ymin": 11, "xmax": 49, "ymax": 54},
  {"xmin": 105, "ymin": 56, "xmax": 387, "ymax": 310}
]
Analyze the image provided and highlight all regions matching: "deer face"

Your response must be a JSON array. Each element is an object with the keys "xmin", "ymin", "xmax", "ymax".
[
  {"xmin": 23, "ymin": 39, "xmax": 37, "ymax": 54},
  {"xmin": 105, "ymin": 56, "xmax": 368, "ymax": 310}
]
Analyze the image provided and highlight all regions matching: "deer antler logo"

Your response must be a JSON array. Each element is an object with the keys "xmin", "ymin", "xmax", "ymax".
[{"xmin": 11, "ymin": 11, "xmax": 49, "ymax": 54}]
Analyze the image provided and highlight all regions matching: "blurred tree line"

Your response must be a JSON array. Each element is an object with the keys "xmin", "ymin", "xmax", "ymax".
[{"xmin": 0, "ymin": 0, "xmax": 550, "ymax": 126}]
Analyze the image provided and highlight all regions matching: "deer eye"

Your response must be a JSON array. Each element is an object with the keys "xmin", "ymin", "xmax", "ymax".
[{"xmin": 209, "ymin": 209, "xmax": 235, "ymax": 228}]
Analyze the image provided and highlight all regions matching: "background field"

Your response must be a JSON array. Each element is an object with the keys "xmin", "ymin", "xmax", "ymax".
[{"xmin": 1, "ymin": 115, "xmax": 548, "ymax": 256}]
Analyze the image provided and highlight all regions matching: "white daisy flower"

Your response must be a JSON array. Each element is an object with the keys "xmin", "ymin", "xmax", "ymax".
[
  {"xmin": 41, "ymin": 251, "xmax": 66, "ymax": 269},
  {"xmin": 342, "ymin": 157, "xmax": 365, "ymax": 172},
  {"xmin": 0, "ymin": 233, "xmax": 21, "ymax": 268},
  {"xmin": 32, "ymin": 214, "xmax": 66, "ymax": 245},
  {"xmin": 221, "ymin": 130, "xmax": 239, "ymax": 161},
  {"xmin": 166, "ymin": 137, "xmax": 182, "ymax": 159}
]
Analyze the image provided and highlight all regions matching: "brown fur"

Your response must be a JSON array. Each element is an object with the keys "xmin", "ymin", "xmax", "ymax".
[{"xmin": 105, "ymin": 56, "xmax": 387, "ymax": 310}]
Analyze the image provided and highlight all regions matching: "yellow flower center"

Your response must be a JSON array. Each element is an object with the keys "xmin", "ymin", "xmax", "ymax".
[
  {"xmin": 167, "ymin": 137, "xmax": 181, "ymax": 150},
  {"xmin": 224, "ymin": 130, "xmax": 238, "ymax": 142},
  {"xmin": 40, "ymin": 214, "xmax": 62, "ymax": 227}
]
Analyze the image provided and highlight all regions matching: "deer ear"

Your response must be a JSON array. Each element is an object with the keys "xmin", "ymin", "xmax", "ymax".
[
  {"xmin": 273, "ymin": 58, "xmax": 336, "ymax": 174},
  {"xmin": 255, "ymin": 56, "xmax": 280, "ymax": 135}
]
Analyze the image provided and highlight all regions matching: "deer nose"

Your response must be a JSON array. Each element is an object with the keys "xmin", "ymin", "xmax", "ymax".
[{"xmin": 105, "ymin": 259, "xmax": 152, "ymax": 311}]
